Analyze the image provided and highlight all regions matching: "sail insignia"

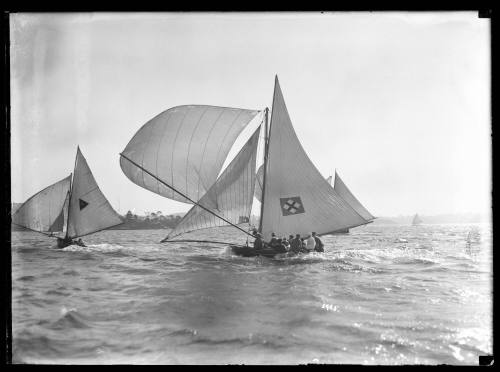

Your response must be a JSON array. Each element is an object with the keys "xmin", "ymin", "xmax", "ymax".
[
  {"xmin": 280, "ymin": 197, "xmax": 305, "ymax": 216},
  {"xmin": 79, "ymin": 199, "xmax": 89, "ymax": 210}
]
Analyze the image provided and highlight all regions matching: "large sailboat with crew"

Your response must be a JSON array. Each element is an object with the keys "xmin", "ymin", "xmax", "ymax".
[
  {"xmin": 120, "ymin": 76, "xmax": 375, "ymax": 256},
  {"xmin": 12, "ymin": 147, "xmax": 123, "ymax": 248}
]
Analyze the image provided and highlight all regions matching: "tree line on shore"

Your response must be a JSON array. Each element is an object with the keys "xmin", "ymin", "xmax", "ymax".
[
  {"xmin": 111, "ymin": 211, "xmax": 183, "ymax": 230},
  {"xmin": 11, "ymin": 208, "xmax": 184, "ymax": 231}
]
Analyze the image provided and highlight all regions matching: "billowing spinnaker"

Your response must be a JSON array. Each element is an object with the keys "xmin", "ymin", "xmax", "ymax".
[
  {"xmin": 120, "ymin": 105, "xmax": 260, "ymax": 204},
  {"xmin": 12, "ymin": 175, "xmax": 71, "ymax": 233},
  {"xmin": 166, "ymin": 126, "xmax": 261, "ymax": 239},
  {"xmin": 260, "ymin": 77, "xmax": 369, "ymax": 240},
  {"xmin": 66, "ymin": 148, "xmax": 122, "ymax": 239},
  {"xmin": 334, "ymin": 171, "xmax": 374, "ymax": 221}
]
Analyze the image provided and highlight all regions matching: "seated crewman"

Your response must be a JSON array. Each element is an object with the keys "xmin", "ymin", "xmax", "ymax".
[{"xmin": 312, "ymin": 232, "xmax": 324, "ymax": 252}]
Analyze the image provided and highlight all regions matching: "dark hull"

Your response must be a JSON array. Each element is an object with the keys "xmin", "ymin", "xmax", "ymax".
[
  {"xmin": 57, "ymin": 239, "xmax": 72, "ymax": 248},
  {"xmin": 332, "ymin": 228, "xmax": 349, "ymax": 234},
  {"xmin": 230, "ymin": 245, "xmax": 284, "ymax": 258},
  {"xmin": 56, "ymin": 238, "xmax": 86, "ymax": 248}
]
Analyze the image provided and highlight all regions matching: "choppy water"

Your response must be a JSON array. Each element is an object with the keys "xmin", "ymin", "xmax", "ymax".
[{"xmin": 11, "ymin": 223, "xmax": 492, "ymax": 365}]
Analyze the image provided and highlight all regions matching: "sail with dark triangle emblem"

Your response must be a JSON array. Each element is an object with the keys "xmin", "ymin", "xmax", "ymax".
[{"xmin": 66, "ymin": 147, "xmax": 123, "ymax": 239}]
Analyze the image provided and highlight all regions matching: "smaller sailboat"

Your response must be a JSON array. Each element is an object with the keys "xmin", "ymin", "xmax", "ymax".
[
  {"xmin": 412, "ymin": 214, "xmax": 423, "ymax": 226},
  {"xmin": 12, "ymin": 147, "xmax": 123, "ymax": 248}
]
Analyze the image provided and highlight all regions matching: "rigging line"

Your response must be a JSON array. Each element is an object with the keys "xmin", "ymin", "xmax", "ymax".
[
  {"xmin": 68, "ymin": 221, "xmax": 124, "ymax": 240},
  {"xmin": 11, "ymin": 222, "xmax": 56, "ymax": 237},
  {"xmin": 162, "ymin": 239, "xmax": 244, "ymax": 246},
  {"xmin": 120, "ymin": 153, "xmax": 255, "ymax": 240}
]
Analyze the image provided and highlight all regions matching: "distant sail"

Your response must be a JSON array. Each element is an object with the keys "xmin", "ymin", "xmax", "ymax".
[
  {"xmin": 66, "ymin": 148, "xmax": 123, "ymax": 239},
  {"xmin": 412, "ymin": 214, "xmax": 422, "ymax": 225},
  {"xmin": 12, "ymin": 175, "xmax": 71, "ymax": 234},
  {"xmin": 334, "ymin": 171, "xmax": 375, "ymax": 221},
  {"xmin": 120, "ymin": 105, "xmax": 260, "ymax": 204},
  {"xmin": 166, "ymin": 126, "xmax": 261, "ymax": 239},
  {"xmin": 259, "ymin": 77, "xmax": 369, "ymax": 240},
  {"xmin": 326, "ymin": 175, "xmax": 332, "ymax": 185}
]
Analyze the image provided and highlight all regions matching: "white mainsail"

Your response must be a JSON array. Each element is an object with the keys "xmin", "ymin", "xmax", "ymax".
[
  {"xmin": 120, "ymin": 105, "xmax": 260, "ymax": 204},
  {"xmin": 259, "ymin": 77, "xmax": 369, "ymax": 239},
  {"xmin": 412, "ymin": 214, "xmax": 422, "ymax": 225},
  {"xmin": 166, "ymin": 126, "xmax": 261, "ymax": 239},
  {"xmin": 66, "ymin": 147, "xmax": 123, "ymax": 239},
  {"xmin": 12, "ymin": 175, "xmax": 72, "ymax": 234},
  {"xmin": 333, "ymin": 171, "xmax": 375, "ymax": 221},
  {"xmin": 326, "ymin": 175, "xmax": 333, "ymax": 185}
]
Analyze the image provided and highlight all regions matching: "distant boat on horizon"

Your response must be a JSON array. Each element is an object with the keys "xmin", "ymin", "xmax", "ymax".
[
  {"xmin": 119, "ymin": 76, "xmax": 375, "ymax": 256},
  {"xmin": 412, "ymin": 213, "xmax": 423, "ymax": 226},
  {"xmin": 12, "ymin": 147, "xmax": 123, "ymax": 248}
]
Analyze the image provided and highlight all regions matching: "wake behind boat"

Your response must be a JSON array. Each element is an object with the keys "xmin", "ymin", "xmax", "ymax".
[
  {"xmin": 119, "ymin": 76, "xmax": 375, "ymax": 257},
  {"xmin": 12, "ymin": 147, "xmax": 123, "ymax": 248}
]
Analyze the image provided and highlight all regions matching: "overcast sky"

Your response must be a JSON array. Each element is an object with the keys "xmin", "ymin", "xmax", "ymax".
[{"xmin": 10, "ymin": 12, "xmax": 490, "ymax": 217}]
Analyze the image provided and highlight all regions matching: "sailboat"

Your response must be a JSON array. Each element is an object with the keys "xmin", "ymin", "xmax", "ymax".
[
  {"xmin": 331, "ymin": 171, "xmax": 375, "ymax": 233},
  {"xmin": 412, "ymin": 214, "xmax": 423, "ymax": 226},
  {"xmin": 12, "ymin": 147, "xmax": 123, "ymax": 248},
  {"xmin": 120, "ymin": 76, "xmax": 375, "ymax": 256}
]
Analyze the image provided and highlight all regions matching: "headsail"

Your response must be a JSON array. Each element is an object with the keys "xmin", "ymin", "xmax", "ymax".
[
  {"xmin": 48, "ymin": 191, "xmax": 70, "ymax": 233},
  {"xmin": 259, "ymin": 77, "xmax": 370, "ymax": 239},
  {"xmin": 120, "ymin": 105, "xmax": 260, "ymax": 204},
  {"xmin": 334, "ymin": 171, "xmax": 375, "ymax": 221},
  {"xmin": 12, "ymin": 175, "xmax": 71, "ymax": 235},
  {"xmin": 166, "ymin": 126, "xmax": 261, "ymax": 240},
  {"xmin": 66, "ymin": 147, "xmax": 123, "ymax": 239},
  {"xmin": 254, "ymin": 164, "xmax": 264, "ymax": 202}
]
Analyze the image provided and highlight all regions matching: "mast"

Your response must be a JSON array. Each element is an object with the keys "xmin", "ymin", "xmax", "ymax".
[
  {"xmin": 64, "ymin": 147, "xmax": 79, "ymax": 239},
  {"xmin": 259, "ymin": 75, "xmax": 279, "ymax": 233},
  {"xmin": 258, "ymin": 106, "xmax": 270, "ymax": 233}
]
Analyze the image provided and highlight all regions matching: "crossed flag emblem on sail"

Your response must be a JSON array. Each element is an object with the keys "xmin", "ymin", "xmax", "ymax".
[{"xmin": 280, "ymin": 196, "xmax": 305, "ymax": 216}]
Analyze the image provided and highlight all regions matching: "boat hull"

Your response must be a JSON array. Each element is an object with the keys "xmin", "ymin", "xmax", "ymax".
[
  {"xmin": 230, "ymin": 245, "xmax": 282, "ymax": 258},
  {"xmin": 332, "ymin": 228, "xmax": 349, "ymax": 234}
]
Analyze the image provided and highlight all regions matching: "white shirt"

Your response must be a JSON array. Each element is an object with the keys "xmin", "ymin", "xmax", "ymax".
[{"xmin": 304, "ymin": 236, "xmax": 316, "ymax": 250}]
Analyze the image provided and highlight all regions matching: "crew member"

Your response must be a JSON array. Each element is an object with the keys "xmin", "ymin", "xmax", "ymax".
[
  {"xmin": 253, "ymin": 233, "xmax": 263, "ymax": 250},
  {"xmin": 290, "ymin": 234, "xmax": 303, "ymax": 253},
  {"xmin": 312, "ymin": 232, "xmax": 324, "ymax": 252},
  {"xmin": 304, "ymin": 233, "xmax": 316, "ymax": 252}
]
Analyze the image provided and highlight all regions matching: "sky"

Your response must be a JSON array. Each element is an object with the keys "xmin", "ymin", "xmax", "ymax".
[{"xmin": 10, "ymin": 12, "xmax": 491, "ymax": 217}]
